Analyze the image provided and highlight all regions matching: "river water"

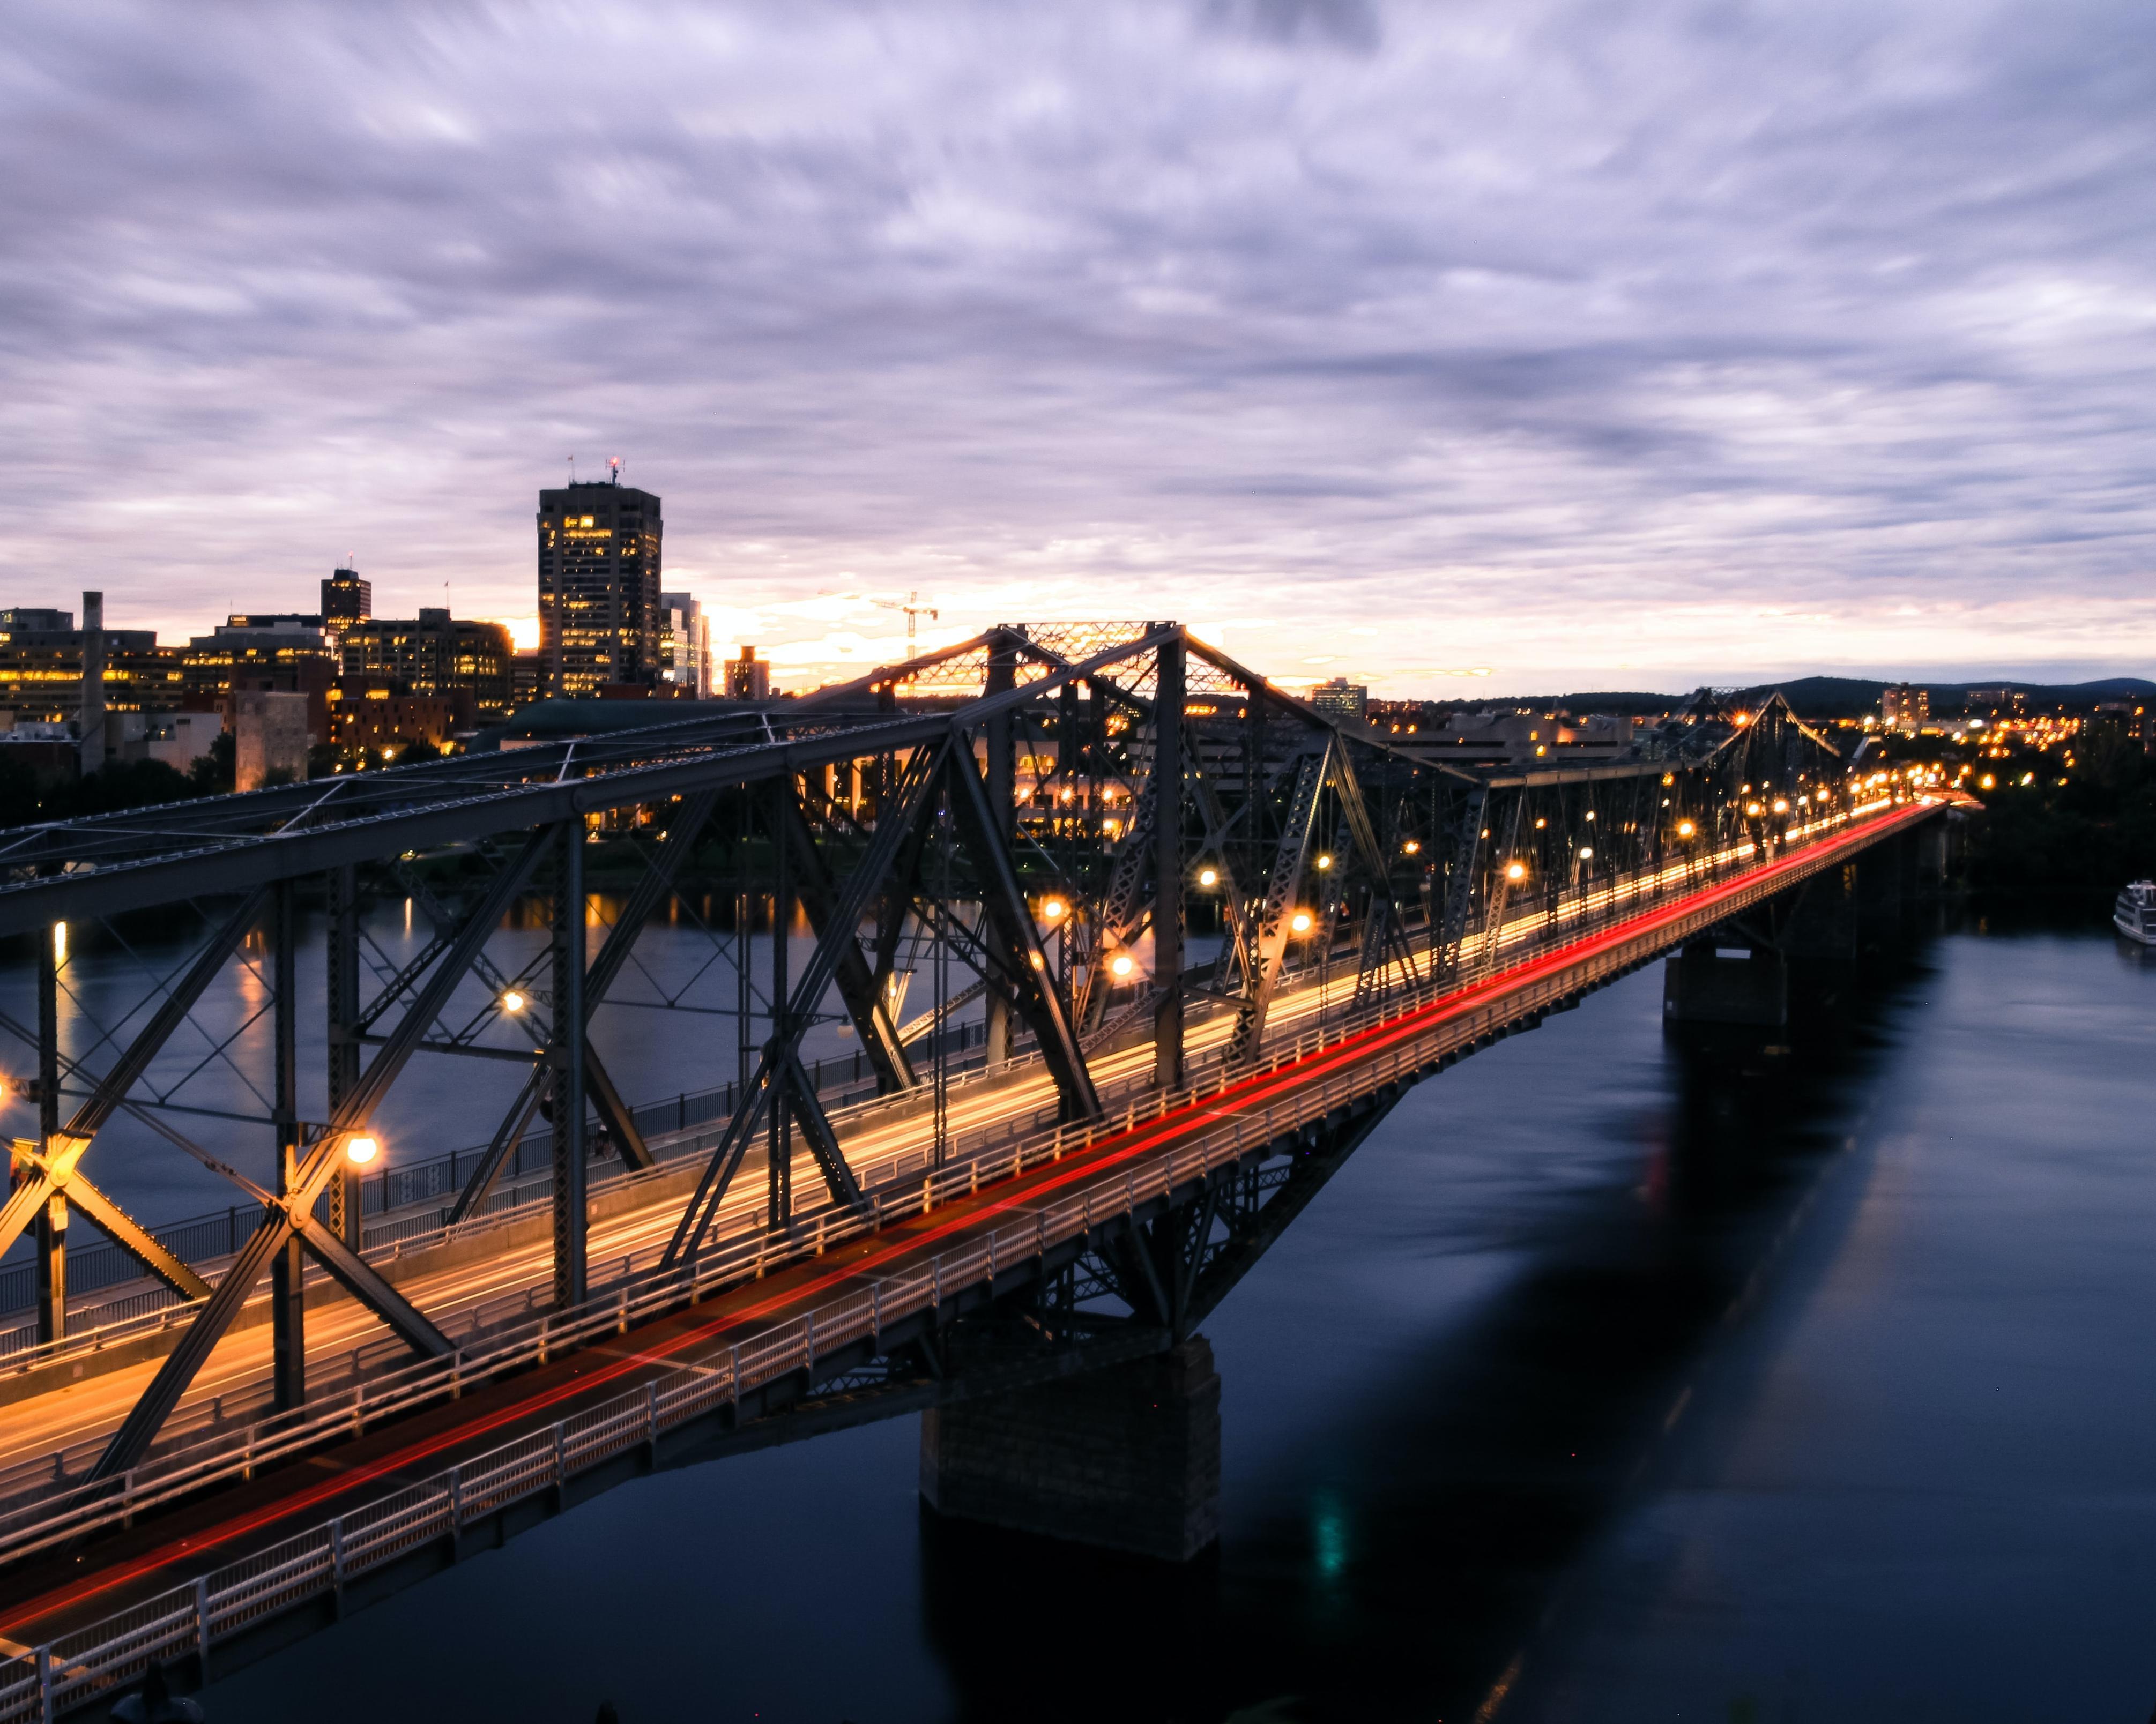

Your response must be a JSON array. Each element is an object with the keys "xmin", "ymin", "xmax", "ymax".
[{"xmin": 168, "ymin": 921, "xmax": 2156, "ymax": 1720}]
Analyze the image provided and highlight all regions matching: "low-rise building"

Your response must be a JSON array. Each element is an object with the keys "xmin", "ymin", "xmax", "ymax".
[
  {"xmin": 0, "ymin": 606, "xmax": 183, "ymax": 727},
  {"xmin": 1307, "ymin": 677, "xmax": 1368, "ymax": 722},
  {"xmin": 326, "ymin": 687, "xmax": 472, "ymax": 757},
  {"xmin": 726, "ymin": 645, "xmax": 771, "ymax": 701},
  {"xmin": 184, "ymin": 616, "xmax": 337, "ymax": 740},
  {"xmin": 233, "ymin": 690, "xmax": 311, "ymax": 791},
  {"xmin": 338, "ymin": 609, "xmax": 514, "ymax": 720}
]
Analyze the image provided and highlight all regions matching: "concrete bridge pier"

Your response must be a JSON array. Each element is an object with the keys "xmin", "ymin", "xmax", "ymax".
[
  {"xmin": 920, "ymin": 1338, "xmax": 1221, "ymax": 1561},
  {"xmin": 1662, "ymin": 939, "xmax": 1788, "ymax": 1028}
]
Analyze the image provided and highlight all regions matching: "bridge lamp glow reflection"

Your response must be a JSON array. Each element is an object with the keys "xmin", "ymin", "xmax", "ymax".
[
  {"xmin": 500, "ymin": 989, "xmax": 527, "ymax": 1014},
  {"xmin": 344, "ymin": 1135, "xmax": 381, "ymax": 1167}
]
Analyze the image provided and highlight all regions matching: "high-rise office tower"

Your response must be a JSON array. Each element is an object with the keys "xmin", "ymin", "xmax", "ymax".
[
  {"xmin": 322, "ymin": 566, "xmax": 371, "ymax": 627},
  {"xmin": 537, "ymin": 471, "xmax": 663, "ymax": 697},
  {"xmin": 658, "ymin": 590, "xmax": 710, "ymax": 697}
]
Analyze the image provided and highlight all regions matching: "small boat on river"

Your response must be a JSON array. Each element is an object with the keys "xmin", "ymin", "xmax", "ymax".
[{"xmin": 2116, "ymin": 880, "xmax": 2156, "ymax": 945}]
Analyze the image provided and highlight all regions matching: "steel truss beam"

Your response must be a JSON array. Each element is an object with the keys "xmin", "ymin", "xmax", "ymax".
[
  {"xmin": 90, "ymin": 833, "xmax": 552, "ymax": 1482},
  {"xmin": 445, "ymin": 794, "xmax": 722, "ymax": 1222},
  {"xmin": 0, "ymin": 893, "xmax": 268, "ymax": 1302}
]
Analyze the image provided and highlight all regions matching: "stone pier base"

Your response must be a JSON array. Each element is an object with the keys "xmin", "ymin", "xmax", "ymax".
[
  {"xmin": 1662, "ymin": 940, "xmax": 1788, "ymax": 1027},
  {"xmin": 920, "ymin": 1338, "xmax": 1221, "ymax": 1562}
]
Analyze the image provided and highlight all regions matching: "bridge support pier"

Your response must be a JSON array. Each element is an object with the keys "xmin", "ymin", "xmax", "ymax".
[
  {"xmin": 1662, "ymin": 939, "xmax": 1787, "ymax": 1028},
  {"xmin": 920, "ymin": 1337, "xmax": 1221, "ymax": 1561}
]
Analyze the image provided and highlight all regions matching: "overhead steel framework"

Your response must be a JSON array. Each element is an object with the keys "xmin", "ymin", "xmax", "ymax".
[{"xmin": 0, "ymin": 623, "xmax": 1853, "ymax": 1489}]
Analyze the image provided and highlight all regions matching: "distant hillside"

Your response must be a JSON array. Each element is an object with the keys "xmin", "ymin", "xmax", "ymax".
[
  {"xmin": 1736, "ymin": 675, "xmax": 2156, "ymax": 719},
  {"xmin": 1397, "ymin": 675, "xmax": 2152, "ymax": 720}
]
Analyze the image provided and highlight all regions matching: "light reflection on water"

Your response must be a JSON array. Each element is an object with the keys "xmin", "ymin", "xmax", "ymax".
[{"xmin": 98, "ymin": 921, "xmax": 2156, "ymax": 1721}]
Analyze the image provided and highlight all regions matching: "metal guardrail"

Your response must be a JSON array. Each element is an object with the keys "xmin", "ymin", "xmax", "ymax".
[{"xmin": 0, "ymin": 798, "xmax": 1930, "ymax": 1719}]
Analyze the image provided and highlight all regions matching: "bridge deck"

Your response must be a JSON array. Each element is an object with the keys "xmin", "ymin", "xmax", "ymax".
[{"xmin": 0, "ymin": 800, "xmax": 1939, "ymax": 1675}]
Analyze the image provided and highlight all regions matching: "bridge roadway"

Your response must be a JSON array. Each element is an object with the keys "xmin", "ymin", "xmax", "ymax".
[
  {"xmin": 0, "ymin": 799, "xmax": 1938, "ymax": 1675},
  {"xmin": 0, "ymin": 810, "xmax": 1861, "ymax": 1495}
]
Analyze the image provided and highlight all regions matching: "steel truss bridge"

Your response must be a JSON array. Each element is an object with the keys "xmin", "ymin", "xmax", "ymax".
[{"xmin": 0, "ymin": 621, "xmax": 1940, "ymax": 1716}]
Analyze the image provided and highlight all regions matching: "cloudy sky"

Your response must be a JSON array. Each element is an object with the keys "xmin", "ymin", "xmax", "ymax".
[{"xmin": 1, "ymin": 0, "xmax": 2150, "ymax": 696}]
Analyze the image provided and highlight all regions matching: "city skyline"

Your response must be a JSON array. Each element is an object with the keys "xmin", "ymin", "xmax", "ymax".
[{"xmin": 2, "ymin": 3, "xmax": 2151, "ymax": 699}]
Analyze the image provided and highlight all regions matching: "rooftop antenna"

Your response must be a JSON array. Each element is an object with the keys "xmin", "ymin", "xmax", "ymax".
[
  {"xmin": 608, "ymin": 456, "xmax": 621, "ymax": 486},
  {"xmin": 568, "ymin": 454, "xmax": 577, "ymax": 485}
]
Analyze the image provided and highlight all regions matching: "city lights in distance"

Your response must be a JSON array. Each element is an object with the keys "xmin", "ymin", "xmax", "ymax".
[{"xmin": 345, "ymin": 1135, "xmax": 381, "ymax": 1166}]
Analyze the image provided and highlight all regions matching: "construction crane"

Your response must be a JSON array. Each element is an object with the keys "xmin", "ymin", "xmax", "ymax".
[{"xmin": 873, "ymin": 591, "xmax": 939, "ymax": 654}]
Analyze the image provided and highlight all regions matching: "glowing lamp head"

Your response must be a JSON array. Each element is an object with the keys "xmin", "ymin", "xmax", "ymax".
[
  {"xmin": 1040, "ymin": 897, "xmax": 1066, "ymax": 921},
  {"xmin": 1402, "ymin": 840, "xmax": 1420, "ymax": 855},
  {"xmin": 500, "ymin": 989, "xmax": 527, "ymax": 1014},
  {"xmin": 1289, "ymin": 910, "xmax": 1313, "ymax": 934},
  {"xmin": 1676, "ymin": 819, "xmax": 1696, "ymax": 839},
  {"xmin": 1315, "ymin": 853, "xmax": 1333, "ymax": 871},
  {"xmin": 344, "ymin": 1134, "xmax": 381, "ymax": 1167},
  {"xmin": 1109, "ymin": 953, "xmax": 1135, "ymax": 979},
  {"xmin": 1578, "ymin": 846, "xmax": 1594, "ymax": 861},
  {"xmin": 1505, "ymin": 861, "xmax": 1527, "ymax": 883},
  {"xmin": 1197, "ymin": 867, "xmax": 1218, "ymax": 887},
  {"xmin": 1772, "ymin": 798, "xmax": 1789, "ymax": 814},
  {"xmin": 1745, "ymin": 802, "xmax": 1764, "ymax": 817}
]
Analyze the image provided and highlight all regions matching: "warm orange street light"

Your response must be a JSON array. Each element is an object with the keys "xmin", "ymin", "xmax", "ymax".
[
  {"xmin": 1505, "ymin": 861, "xmax": 1527, "ymax": 883},
  {"xmin": 1109, "ymin": 953, "xmax": 1135, "ymax": 978},
  {"xmin": 1289, "ymin": 910, "xmax": 1313, "ymax": 934},
  {"xmin": 1040, "ymin": 897, "xmax": 1067, "ymax": 921},
  {"xmin": 345, "ymin": 1134, "xmax": 381, "ymax": 1166}
]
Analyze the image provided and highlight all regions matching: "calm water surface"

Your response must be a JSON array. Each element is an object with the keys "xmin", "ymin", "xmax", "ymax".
[{"xmin": 176, "ymin": 922, "xmax": 2156, "ymax": 1722}]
